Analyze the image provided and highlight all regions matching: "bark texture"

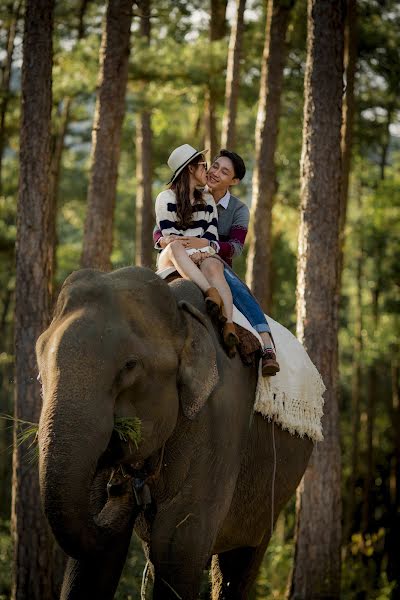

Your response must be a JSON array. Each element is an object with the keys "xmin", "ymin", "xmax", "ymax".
[
  {"xmin": 246, "ymin": 0, "xmax": 293, "ymax": 312},
  {"xmin": 0, "ymin": 0, "xmax": 23, "ymax": 193},
  {"xmin": 205, "ymin": 0, "xmax": 227, "ymax": 159},
  {"xmin": 81, "ymin": 0, "xmax": 133, "ymax": 271},
  {"xmin": 338, "ymin": 0, "xmax": 357, "ymax": 282},
  {"xmin": 344, "ymin": 186, "xmax": 363, "ymax": 542},
  {"xmin": 12, "ymin": 0, "xmax": 58, "ymax": 598},
  {"xmin": 289, "ymin": 0, "xmax": 344, "ymax": 598},
  {"xmin": 135, "ymin": 0, "xmax": 153, "ymax": 268},
  {"xmin": 49, "ymin": 0, "xmax": 89, "ymax": 286},
  {"xmin": 221, "ymin": 0, "xmax": 246, "ymax": 149}
]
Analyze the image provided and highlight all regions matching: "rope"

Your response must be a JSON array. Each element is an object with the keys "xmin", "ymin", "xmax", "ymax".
[
  {"xmin": 141, "ymin": 560, "xmax": 149, "ymax": 600},
  {"xmin": 271, "ymin": 418, "xmax": 277, "ymax": 536}
]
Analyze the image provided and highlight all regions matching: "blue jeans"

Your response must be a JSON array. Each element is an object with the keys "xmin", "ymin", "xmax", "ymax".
[{"xmin": 223, "ymin": 266, "xmax": 271, "ymax": 334}]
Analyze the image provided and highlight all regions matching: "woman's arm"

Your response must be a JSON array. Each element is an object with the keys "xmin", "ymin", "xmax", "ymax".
[
  {"xmin": 155, "ymin": 191, "xmax": 182, "ymax": 238},
  {"xmin": 184, "ymin": 200, "xmax": 219, "ymax": 250}
]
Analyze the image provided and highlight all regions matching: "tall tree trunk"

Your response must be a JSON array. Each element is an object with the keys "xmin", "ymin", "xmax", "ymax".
[
  {"xmin": 344, "ymin": 185, "xmax": 363, "ymax": 542},
  {"xmin": 12, "ymin": 0, "xmax": 59, "ymax": 598},
  {"xmin": 387, "ymin": 357, "xmax": 400, "ymax": 596},
  {"xmin": 0, "ymin": 0, "xmax": 23, "ymax": 193},
  {"xmin": 379, "ymin": 105, "xmax": 392, "ymax": 182},
  {"xmin": 288, "ymin": 1, "xmax": 344, "ymax": 598},
  {"xmin": 135, "ymin": 0, "xmax": 153, "ymax": 268},
  {"xmin": 221, "ymin": 0, "xmax": 246, "ymax": 149},
  {"xmin": 49, "ymin": 0, "xmax": 90, "ymax": 287},
  {"xmin": 338, "ymin": 0, "xmax": 357, "ymax": 282},
  {"xmin": 81, "ymin": 0, "xmax": 133, "ymax": 271},
  {"xmin": 362, "ymin": 260, "xmax": 381, "ymax": 533},
  {"xmin": 205, "ymin": 0, "xmax": 227, "ymax": 159},
  {"xmin": 49, "ymin": 97, "xmax": 71, "ymax": 289},
  {"xmin": 245, "ymin": 0, "xmax": 293, "ymax": 312}
]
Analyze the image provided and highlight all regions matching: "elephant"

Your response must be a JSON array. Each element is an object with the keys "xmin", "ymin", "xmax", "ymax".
[{"xmin": 36, "ymin": 266, "xmax": 313, "ymax": 599}]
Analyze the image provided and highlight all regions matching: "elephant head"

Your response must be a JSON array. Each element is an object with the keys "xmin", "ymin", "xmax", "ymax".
[{"xmin": 36, "ymin": 267, "xmax": 219, "ymax": 559}]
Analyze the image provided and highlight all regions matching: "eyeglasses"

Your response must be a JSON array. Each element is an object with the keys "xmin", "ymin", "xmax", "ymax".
[{"xmin": 197, "ymin": 161, "xmax": 208, "ymax": 170}]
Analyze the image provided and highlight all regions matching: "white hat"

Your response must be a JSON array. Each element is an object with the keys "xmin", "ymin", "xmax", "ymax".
[{"xmin": 167, "ymin": 144, "xmax": 208, "ymax": 184}]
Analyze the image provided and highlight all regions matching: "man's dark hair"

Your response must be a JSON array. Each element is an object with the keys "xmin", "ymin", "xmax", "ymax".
[{"xmin": 215, "ymin": 149, "xmax": 246, "ymax": 181}]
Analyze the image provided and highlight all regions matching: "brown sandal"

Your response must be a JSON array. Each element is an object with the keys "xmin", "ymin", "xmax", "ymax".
[{"xmin": 223, "ymin": 322, "xmax": 239, "ymax": 358}]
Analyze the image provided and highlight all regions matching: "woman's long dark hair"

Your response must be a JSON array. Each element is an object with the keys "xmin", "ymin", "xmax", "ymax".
[{"xmin": 170, "ymin": 154, "xmax": 206, "ymax": 230}]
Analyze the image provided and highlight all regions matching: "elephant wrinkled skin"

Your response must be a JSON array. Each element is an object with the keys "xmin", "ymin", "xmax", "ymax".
[{"xmin": 36, "ymin": 266, "xmax": 312, "ymax": 599}]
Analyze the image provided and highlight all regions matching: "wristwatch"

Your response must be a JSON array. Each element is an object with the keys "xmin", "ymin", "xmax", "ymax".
[{"xmin": 210, "ymin": 240, "xmax": 218, "ymax": 252}]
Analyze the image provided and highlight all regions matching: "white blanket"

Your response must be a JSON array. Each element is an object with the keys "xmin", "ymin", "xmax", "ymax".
[
  {"xmin": 157, "ymin": 269, "xmax": 325, "ymax": 443},
  {"xmin": 232, "ymin": 307, "xmax": 325, "ymax": 442}
]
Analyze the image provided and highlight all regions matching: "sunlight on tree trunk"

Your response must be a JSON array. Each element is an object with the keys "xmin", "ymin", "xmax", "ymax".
[
  {"xmin": 338, "ymin": 0, "xmax": 357, "ymax": 284},
  {"xmin": 346, "ymin": 184, "xmax": 363, "ymax": 544},
  {"xmin": 135, "ymin": 0, "xmax": 153, "ymax": 268},
  {"xmin": 221, "ymin": 0, "xmax": 246, "ymax": 150},
  {"xmin": 246, "ymin": 0, "xmax": 293, "ymax": 312},
  {"xmin": 288, "ymin": 1, "xmax": 344, "ymax": 597},
  {"xmin": 0, "ymin": 0, "xmax": 23, "ymax": 194},
  {"xmin": 205, "ymin": 0, "xmax": 227, "ymax": 159},
  {"xmin": 12, "ymin": 0, "xmax": 59, "ymax": 598},
  {"xmin": 81, "ymin": 0, "xmax": 133, "ymax": 271}
]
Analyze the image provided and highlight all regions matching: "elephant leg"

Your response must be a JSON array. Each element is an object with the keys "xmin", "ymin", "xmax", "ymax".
[
  {"xmin": 60, "ymin": 520, "xmax": 135, "ymax": 600},
  {"xmin": 150, "ymin": 508, "xmax": 215, "ymax": 600},
  {"xmin": 151, "ymin": 546, "xmax": 207, "ymax": 600},
  {"xmin": 211, "ymin": 540, "xmax": 270, "ymax": 600}
]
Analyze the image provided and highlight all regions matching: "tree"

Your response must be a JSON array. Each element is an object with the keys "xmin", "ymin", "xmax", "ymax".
[
  {"xmin": 246, "ymin": 0, "xmax": 294, "ymax": 312},
  {"xmin": 81, "ymin": 0, "xmax": 133, "ymax": 271},
  {"xmin": 338, "ymin": 0, "xmax": 357, "ymax": 282},
  {"xmin": 288, "ymin": 0, "xmax": 344, "ymax": 597},
  {"xmin": 135, "ymin": 0, "xmax": 153, "ymax": 268},
  {"xmin": 11, "ymin": 0, "xmax": 58, "ymax": 598},
  {"xmin": 220, "ymin": 0, "xmax": 246, "ymax": 149},
  {"xmin": 0, "ymin": 0, "xmax": 23, "ymax": 193},
  {"xmin": 48, "ymin": 0, "xmax": 90, "ymax": 285},
  {"xmin": 205, "ymin": 0, "xmax": 227, "ymax": 159}
]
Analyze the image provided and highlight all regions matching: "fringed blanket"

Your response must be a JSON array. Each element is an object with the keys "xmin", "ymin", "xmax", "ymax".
[
  {"xmin": 232, "ymin": 308, "xmax": 325, "ymax": 443},
  {"xmin": 157, "ymin": 269, "xmax": 325, "ymax": 443}
]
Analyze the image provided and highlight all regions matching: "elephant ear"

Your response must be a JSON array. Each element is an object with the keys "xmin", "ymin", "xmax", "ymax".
[{"xmin": 178, "ymin": 300, "xmax": 219, "ymax": 420}]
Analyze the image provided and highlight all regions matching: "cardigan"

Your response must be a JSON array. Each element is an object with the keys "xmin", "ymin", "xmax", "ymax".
[
  {"xmin": 155, "ymin": 189, "xmax": 219, "ymax": 242},
  {"xmin": 215, "ymin": 192, "xmax": 249, "ymax": 265}
]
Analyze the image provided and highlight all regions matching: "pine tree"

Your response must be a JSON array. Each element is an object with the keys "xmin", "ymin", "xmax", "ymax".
[
  {"xmin": 12, "ymin": 0, "xmax": 60, "ymax": 597},
  {"xmin": 81, "ymin": 0, "xmax": 133, "ymax": 271},
  {"xmin": 289, "ymin": 0, "xmax": 344, "ymax": 597}
]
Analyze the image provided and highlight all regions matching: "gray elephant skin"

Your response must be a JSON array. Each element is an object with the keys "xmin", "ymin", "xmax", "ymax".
[{"xmin": 36, "ymin": 266, "xmax": 313, "ymax": 599}]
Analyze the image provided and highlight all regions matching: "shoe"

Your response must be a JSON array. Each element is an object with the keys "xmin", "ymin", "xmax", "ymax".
[
  {"xmin": 205, "ymin": 287, "xmax": 224, "ymax": 321},
  {"xmin": 223, "ymin": 322, "xmax": 239, "ymax": 358},
  {"xmin": 261, "ymin": 349, "xmax": 280, "ymax": 376}
]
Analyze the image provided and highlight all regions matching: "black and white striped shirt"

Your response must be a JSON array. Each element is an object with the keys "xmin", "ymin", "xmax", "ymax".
[{"xmin": 155, "ymin": 189, "xmax": 219, "ymax": 243}]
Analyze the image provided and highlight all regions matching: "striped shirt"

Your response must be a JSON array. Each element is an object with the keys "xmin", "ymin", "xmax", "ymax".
[{"xmin": 155, "ymin": 189, "xmax": 219, "ymax": 243}]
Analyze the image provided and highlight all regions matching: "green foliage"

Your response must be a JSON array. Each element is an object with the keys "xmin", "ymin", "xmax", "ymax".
[
  {"xmin": 0, "ymin": 0, "xmax": 399, "ymax": 595},
  {"xmin": 114, "ymin": 417, "xmax": 142, "ymax": 448},
  {"xmin": 0, "ymin": 519, "xmax": 12, "ymax": 600}
]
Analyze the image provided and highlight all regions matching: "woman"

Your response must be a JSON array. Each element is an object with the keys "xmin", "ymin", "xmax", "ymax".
[{"xmin": 155, "ymin": 143, "xmax": 239, "ymax": 354}]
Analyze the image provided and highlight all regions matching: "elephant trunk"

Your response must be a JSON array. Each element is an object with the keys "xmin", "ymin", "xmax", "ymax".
[{"xmin": 38, "ymin": 384, "xmax": 129, "ymax": 560}]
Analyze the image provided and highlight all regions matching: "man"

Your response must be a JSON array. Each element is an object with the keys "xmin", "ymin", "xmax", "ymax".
[{"xmin": 153, "ymin": 149, "xmax": 279, "ymax": 376}]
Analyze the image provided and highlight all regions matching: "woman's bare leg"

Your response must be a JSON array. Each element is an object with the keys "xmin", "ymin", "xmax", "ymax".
[
  {"xmin": 159, "ymin": 241, "xmax": 211, "ymax": 293},
  {"xmin": 200, "ymin": 258, "xmax": 234, "ymax": 323}
]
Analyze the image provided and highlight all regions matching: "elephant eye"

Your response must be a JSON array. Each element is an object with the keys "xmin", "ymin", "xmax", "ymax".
[{"xmin": 124, "ymin": 359, "xmax": 137, "ymax": 370}]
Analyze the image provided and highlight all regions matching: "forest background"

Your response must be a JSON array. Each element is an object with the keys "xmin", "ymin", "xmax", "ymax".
[{"xmin": 0, "ymin": 0, "xmax": 399, "ymax": 598}]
